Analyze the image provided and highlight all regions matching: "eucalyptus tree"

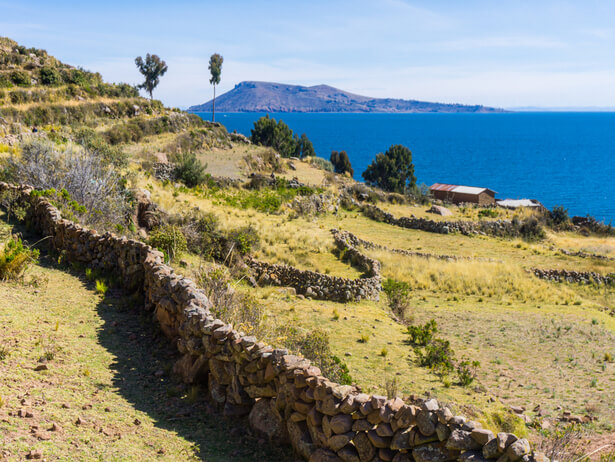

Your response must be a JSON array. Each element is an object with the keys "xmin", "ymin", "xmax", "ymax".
[
  {"xmin": 208, "ymin": 53, "xmax": 223, "ymax": 122},
  {"xmin": 134, "ymin": 53, "xmax": 168, "ymax": 99}
]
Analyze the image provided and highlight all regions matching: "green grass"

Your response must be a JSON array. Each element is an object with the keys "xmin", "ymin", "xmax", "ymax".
[{"xmin": 0, "ymin": 214, "xmax": 291, "ymax": 462}]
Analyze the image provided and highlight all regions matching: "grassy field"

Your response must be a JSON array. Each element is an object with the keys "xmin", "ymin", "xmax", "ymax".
[
  {"xmin": 0, "ymin": 214, "xmax": 292, "ymax": 462},
  {"xmin": 138, "ymin": 174, "xmax": 615, "ymax": 440}
]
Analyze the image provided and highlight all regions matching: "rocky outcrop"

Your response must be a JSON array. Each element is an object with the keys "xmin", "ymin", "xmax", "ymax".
[
  {"xmin": 532, "ymin": 268, "xmax": 615, "ymax": 285},
  {"xmin": 0, "ymin": 181, "xmax": 543, "ymax": 462}
]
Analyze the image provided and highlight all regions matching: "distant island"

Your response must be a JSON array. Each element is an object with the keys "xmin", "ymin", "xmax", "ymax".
[{"xmin": 187, "ymin": 81, "xmax": 506, "ymax": 113}]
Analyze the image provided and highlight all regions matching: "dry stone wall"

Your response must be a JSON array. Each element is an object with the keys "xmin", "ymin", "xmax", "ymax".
[
  {"xmin": 333, "ymin": 229, "xmax": 494, "ymax": 262},
  {"xmin": 246, "ymin": 229, "xmax": 381, "ymax": 303},
  {"xmin": 0, "ymin": 181, "xmax": 543, "ymax": 462},
  {"xmin": 362, "ymin": 204, "xmax": 517, "ymax": 237},
  {"xmin": 533, "ymin": 268, "xmax": 615, "ymax": 286}
]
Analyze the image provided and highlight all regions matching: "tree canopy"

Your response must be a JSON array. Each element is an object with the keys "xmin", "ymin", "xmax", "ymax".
[
  {"xmin": 208, "ymin": 53, "xmax": 223, "ymax": 86},
  {"xmin": 208, "ymin": 53, "xmax": 223, "ymax": 122},
  {"xmin": 134, "ymin": 54, "xmax": 168, "ymax": 99},
  {"xmin": 330, "ymin": 150, "xmax": 354, "ymax": 176},
  {"xmin": 251, "ymin": 115, "xmax": 315, "ymax": 158},
  {"xmin": 362, "ymin": 144, "xmax": 416, "ymax": 193},
  {"xmin": 295, "ymin": 133, "xmax": 315, "ymax": 158}
]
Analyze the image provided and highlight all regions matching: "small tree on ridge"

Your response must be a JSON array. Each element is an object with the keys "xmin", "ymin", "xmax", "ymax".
[
  {"xmin": 209, "ymin": 53, "xmax": 223, "ymax": 122},
  {"xmin": 362, "ymin": 144, "xmax": 416, "ymax": 194},
  {"xmin": 134, "ymin": 53, "xmax": 168, "ymax": 99}
]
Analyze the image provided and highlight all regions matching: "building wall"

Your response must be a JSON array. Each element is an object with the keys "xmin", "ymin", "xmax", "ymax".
[{"xmin": 430, "ymin": 190, "xmax": 495, "ymax": 205}]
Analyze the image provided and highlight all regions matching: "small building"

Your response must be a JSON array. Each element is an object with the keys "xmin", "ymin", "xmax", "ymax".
[{"xmin": 429, "ymin": 183, "xmax": 497, "ymax": 205}]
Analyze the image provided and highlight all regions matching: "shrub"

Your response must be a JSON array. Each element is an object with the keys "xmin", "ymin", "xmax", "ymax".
[
  {"xmin": 39, "ymin": 66, "xmax": 61, "ymax": 86},
  {"xmin": 330, "ymin": 150, "xmax": 354, "ymax": 176},
  {"xmin": 172, "ymin": 152, "xmax": 208, "ymax": 187},
  {"xmin": 0, "ymin": 189, "xmax": 27, "ymax": 223},
  {"xmin": 456, "ymin": 359, "xmax": 480, "ymax": 386},
  {"xmin": 307, "ymin": 156, "xmax": 334, "ymax": 172},
  {"xmin": 5, "ymin": 139, "xmax": 129, "ymax": 231},
  {"xmin": 383, "ymin": 278, "xmax": 412, "ymax": 320},
  {"xmin": 406, "ymin": 319, "xmax": 438, "ymax": 346},
  {"xmin": 284, "ymin": 328, "xmax": 352, "ymax": 384},
  {"xmin": 0, "ymin": 235, "xmax": 40, "ymax": 281},
  {"xmin": 10, "ymin": 70, "xmax": 30, "ymax": 86},
  {"xmin": 518, "ymin": 216, "xmax": 546, "ymax": 241},
  {"xmin": 478, "ymin": 208, "xmax": 499, "ymax": 219},
  {"xmin": 148, "ymin": 225, "xmax": 187, "ymax": 262},
  {"xmin": 75, "ymin": 128, "xmax": 128, "ymax": 167},
  {"xmin": 227, "ymin": 226, "xmax": 260, "ymax": 255},
  {"xmin": 549, "ymin": 205, "xmax": 570, "ymax": 227},
  {"xmin": 415, "ymin": 338, "xmax": 455, "ymax": 374}
]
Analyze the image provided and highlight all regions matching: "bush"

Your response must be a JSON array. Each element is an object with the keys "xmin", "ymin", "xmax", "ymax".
[
  {"xmin": 518, "ymin": 216, "xmax": 546, "ymax": 241},
  {"xmin": 75, "ymin": 128, "xmax": 128, "ymax": 167},
  {"xmin": 0, "ymin": 235, "xmax": 39, "ymax": 281},
  {"xmin": 478, "ymin": 208, "xmax": 499, "ymax": 219},
  {"xmin": 307, "ymin": 156, "xmax": 334, "ymax": 172},
  {"xmin": 362, "ymin": 144, "xmax": 416, "ymax": 193},
  {"xmin": 39, "ymin": 66, "xmax": 61, "ymax": 86},
  {"xmin": 415, "ymin": 338, "xmax": 454, "ymax": 374},
  {"xmin": 549, "ymin": 205, "xmax": 570, "ymax": 227},
  {"xmin": 197, "ymin": 265, "xmax": 269, "ymax": 339},
  {"xmin": 148, "ymin": 225, "xmax": 187, "ymax": 262},
  {"xmin": 283, "ymin": 328, "xmax": 353, "ymax": 385},
  {"xmin": 172, "ymin": 152, "xmax": 208, "ymax": 187},
  {"xmin": 227, "ymin": 226, "xmax": 260, "ymax": 255},
  {"xmin": 10, "ymin": 70, "xmax": 30, "ymax": 87},
  {"xmin": 456, "ymin": 359, "xmax": 480, "ymax": 386},
  {"xmin": 251, "ymin": 115, "xmax": 315, "ymax": 158},
  {"xmin": 383, "ymin": 278, "xmax": 411, "ymax": 320},
  {"xmin": 406, "ymin": 319, "xmax": 438, "ymax": 346},
  {"xmin": 330, "ymin": 150, "xmax": 354, "ymax": 176},
  {"xmin": 5, "ymin": 139, "xmax": 129, "ymax": 230}
]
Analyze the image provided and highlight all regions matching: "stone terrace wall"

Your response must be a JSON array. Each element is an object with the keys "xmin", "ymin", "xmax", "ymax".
[
  {"xmin": 333, "ymin": 229, "xmax": 493, "ymax": 262},
  {"xmin": 0, "ymin": 182, "xmax": 542, "ymax": 462},
  {"xmin": 362, "ymin": 204, "xmax": 517, "ymax": 238},
  {"xmin": 246, "ymin": 230, "xmax": 381, "ymax": 303},
  {"xmin": 533, "ymin": 268, "xmax": 615, "ymax": 286}
]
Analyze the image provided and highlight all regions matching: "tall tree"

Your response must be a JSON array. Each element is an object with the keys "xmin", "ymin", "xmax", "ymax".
[
  {"xmin": 208, "ymin": 53, "xmax": 223, "ymax": 122},
  {"xmin": 134, "ymin": 53, "xmax": 168, "ymax": 100},
  {"xmin": 294, "ymin": 133, "xmax": 315, "ymax": 158},
  {"xmin": 362, "ymin": 144, "xmax": 416, "ymax": 193},
  {"xmin": 330, "ymin": 150, "xmax": 354, "ymax": 176}
]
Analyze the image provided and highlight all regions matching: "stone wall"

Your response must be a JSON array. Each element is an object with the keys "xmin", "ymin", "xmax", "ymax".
[
  {"xmin": 532, "ymin": 268, "xmax": 615, "ymax": 286},
  {"xmin": 0, "ymin": 181, "xmax": 542, "ymax": 462},
  {"xmin": 361, "ymin": 205, "xmax": 518, "ymax": 237},
  {"xmin": 246, "ymin": 229, "xmax": 381, "ymax": 303},
  {"xmin": 333, "ymin": 229, "xmax": 494, "ymax": 262}
]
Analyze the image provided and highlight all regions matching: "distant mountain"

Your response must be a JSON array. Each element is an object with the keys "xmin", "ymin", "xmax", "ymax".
[{"xmin": 188, "ymin": 81, "xmax": 506, "ymax": 113}]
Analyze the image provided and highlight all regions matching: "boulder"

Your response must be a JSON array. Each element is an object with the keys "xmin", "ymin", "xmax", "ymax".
[{"xmin": 427, "ymin": 205, "xmax": 453, "ymax": 217}]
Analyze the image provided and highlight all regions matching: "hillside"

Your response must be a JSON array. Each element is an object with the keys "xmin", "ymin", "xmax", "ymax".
[
  {"xmin": 188, "ymin": 81, "xmax": 506, "ymax": 113},
  {"xmin": 1, "ymin": 37, "xmax": 615, "ymax": 461}
]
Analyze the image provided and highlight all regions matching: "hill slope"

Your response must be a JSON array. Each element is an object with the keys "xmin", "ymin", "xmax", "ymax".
[{"xmin": 188, "ymin": 81, "xmax": 505, "ymax": 113}]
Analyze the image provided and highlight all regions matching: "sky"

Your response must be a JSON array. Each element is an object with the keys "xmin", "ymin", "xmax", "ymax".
[{"xmin": 2, "ymin": 0, "xmax": 615, "ymax": 109}]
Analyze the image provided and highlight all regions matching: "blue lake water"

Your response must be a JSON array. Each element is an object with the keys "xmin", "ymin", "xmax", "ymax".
[{"xmin": 194, "ymin": 112, "xmax": 615, "ymax": 223}]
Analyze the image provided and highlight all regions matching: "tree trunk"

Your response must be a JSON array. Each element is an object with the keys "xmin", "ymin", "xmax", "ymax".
[{"xmin": 212, "ymin": 85, "xmax": 216, "ymax": 122}]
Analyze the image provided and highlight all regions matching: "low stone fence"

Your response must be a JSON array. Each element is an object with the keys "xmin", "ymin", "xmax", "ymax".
[
  {"xmin": 532, "ymin": 268, "xmax": 615, "ymax": 286},
  {"xmin": 333, "ymin": 229, "xmax": 492, "ymax": 262},
  {"xmin": 245, "ymin": 229, "xmax": 381, "ymax": 303},
  {"xmin": 361, "ymin": 205, "xmax": 517, "ymax": 237},
  {"xmin": 0, "ymin": 181, "xmax": 540, "ymax": 462}
]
